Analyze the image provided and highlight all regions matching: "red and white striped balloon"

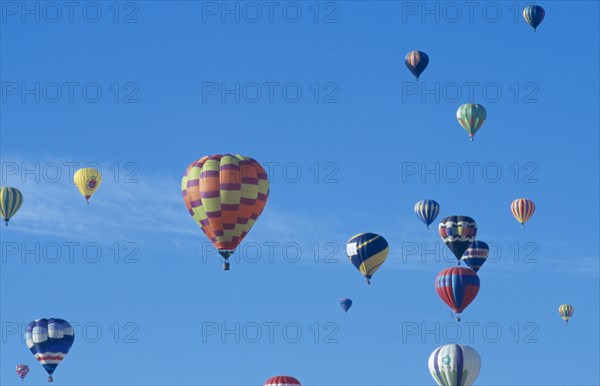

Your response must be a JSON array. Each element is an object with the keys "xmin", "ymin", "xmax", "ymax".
[
  {"xmin": 511, "ymin": 198, "xmax": 535, "ymax": 228},
  {"xmin": 264, "ymin": 375, "xmax": 301, "ymax": 386}
]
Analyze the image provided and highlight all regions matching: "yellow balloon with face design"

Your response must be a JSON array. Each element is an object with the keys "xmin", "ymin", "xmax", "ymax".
[{"xmin": 74, "ymin": 168, "xmax": 102, "ymax": 204}]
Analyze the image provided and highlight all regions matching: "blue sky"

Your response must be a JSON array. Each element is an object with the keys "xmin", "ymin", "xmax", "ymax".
[{"xmin": 1, "ymin": 1, "xmax": 599, "ymax": 385}]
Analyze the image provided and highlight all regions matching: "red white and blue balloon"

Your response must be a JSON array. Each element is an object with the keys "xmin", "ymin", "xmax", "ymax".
[
  {"xmin": 16, "ymin": 364, "xmax": 29, "ymax": 381},
  {"xmin": 25, "ymin": 318, "xmax": 74, "ymax": 383},
  {"xmin": 461, "ymin": 241, "xmax": 489, "ymax": 273}
]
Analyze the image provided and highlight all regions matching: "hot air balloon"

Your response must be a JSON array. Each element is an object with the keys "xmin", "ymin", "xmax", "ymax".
[
  {"xmin": 438, "ymin": 216, "xmax": 477, "ymax": 263},
  {"xmin": 73, "ymin": 168, "xmax": 102, "ymax": 204},
  {"xmin": 340, "ymin": 298, "xmax": 353, "ymax": 313},
  {"xmin": 461, "ymin": 241, "xmax": 489, "ymax": 273},
  {"xmin": 0, "ymin": 187, "xmax": 23, "ymax": 226},
  {"xmin": 429, "ymin": 344, "xmax": 481, "ymax": 386},
  {"xmin": 523, "ymin": 5, "xmax": 545, "ymax": 31},
  {"xmin": 456, "ymin": 103, "xmax": 487, "ymax": 141},
  {"xmin": 405, "ymin": 50, "xmax": 429, "ymax": 80},
  {"xmin": 414, "ymin": 199, "xmax": 440, "ymax": 230},
  {"xmin": 181, "ymin": 154, "xmax": 269, "ymax": 270},
  {"xmin": 264, "ymin": 375, "xmax": 301, "ymax": 386},
  {"xmin": 511, "ymin": 198, "xmax": 535, "ymax": 228},
  {"xmin": 435, "ymin": 267, "xmax": 480, "ymax": 321},
  {"xmin": 558, "ymin": 304, "xmax": 574, "ymax": 325},
  {"xmin": 347, "ymin": 232, "xmax": 389, "ymax": 285},
  {"xmin": 25, "ymin": 318, "xmax": 74, "ymax": 382},
  {"xmin": 16, "ymin": 364, "xmax": 29, "ymax": 381}
]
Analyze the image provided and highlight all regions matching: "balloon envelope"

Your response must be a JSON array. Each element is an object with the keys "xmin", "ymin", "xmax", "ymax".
[
  {"xmin": 25, "ymin": 318, "xmax": 74, "ymax": 382},
  {"xmin": 16, "ymin": 364, "xmax": 29, "ymax": 380},
  {"xmin": 340, "ymin": 298, "xmax": 353, "ymax": 313},
  {"xmin": 414, "ymin": 199, "xmax": 440, "ymax": 230},
  {"xmin": 429, "ymin": 344, "xmax": 481, "ymax": 386},
  {"xmin": 74, "ymin": 168, "xmax": 102, "ymax": 203},
  {"xmin": 438, "ymin": 216, "xmax": 478, "ymax": 262},
  {"xmin": 435, "ymin": 267, "xmax": 480, "ymax": 315},
  {"xmin": 405, "ymin": 50, "xmax": 429, "ymax": 80},
  {"xmin": 264, "ymin": 375, "xmax": 301, "ymax": 386},
  {"xmin": 347, "ymin": 233, "xmax": 389, "ymax": 285},
  {"xmin": 181, "ymin": 154, "xmax": 269, "ymax": 269},
  {"xmin": 456, "ymin": 103, "xmax": 487, "ymax": 141},
  {"xmin": 0, "ymin": 186, "xmax": 23, "ymax": 226},
  {"xmin": 559, "ymin": 304, "xmax": 574, "ymax": 324},
  {"xmin": 523, "ymin": 5, "xmax": 545, "ymax": 31},
  {"xmin": 511, "ymin": 198, "xmax": 535, "ymax": 227},
  {"xmin": 461, "ymin": 241, "xmax": 489, "ymax": 273}
]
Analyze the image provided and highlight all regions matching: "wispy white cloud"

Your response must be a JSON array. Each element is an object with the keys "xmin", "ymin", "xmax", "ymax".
[{"xmin": 2, "ymin": 155, "xmax": 598, "ymax": 278}]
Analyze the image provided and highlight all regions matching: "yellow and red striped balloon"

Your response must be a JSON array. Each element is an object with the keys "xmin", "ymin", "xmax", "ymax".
[
  {"xmin": 181, "ymin": 154, "xmax": 269, "ymax": 270},
  {"xmin": 511, "ymin": 198, "xmax": 535, "ymax": 228}
]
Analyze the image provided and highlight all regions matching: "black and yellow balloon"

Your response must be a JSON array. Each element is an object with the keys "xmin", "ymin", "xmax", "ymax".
[
  {"xmin": 0, "ymin": 187, "xmax": 23, "ymax": 226},
  {"xmin": 346, "ymin": 233, "xmax": 389, "ymax": 285},
  {"xmin": 74, "ymin": 168, "xmax": 102, "ymax": 204}
]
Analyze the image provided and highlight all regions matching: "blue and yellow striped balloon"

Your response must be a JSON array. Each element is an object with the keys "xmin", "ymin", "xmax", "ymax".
[
  {"xmin": 414, "ymin": 199, "xmax": 440, "ymax": 230},
  {"xmin": 346, "ymin": 233, "xmax": 389, "ymax": 285},
  {"xmin": 0, "ymin": 187, "xmax": 23, "ymax": 226}
]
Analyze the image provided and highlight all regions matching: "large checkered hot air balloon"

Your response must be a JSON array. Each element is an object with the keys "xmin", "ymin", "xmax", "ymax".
[
  {"xmin": 25, "ymin": 318, "xmax": 74, "ymax": 382},
  {"xmin": 182, "ymin": 154, "xmax": 269, "ymax": 270}
]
